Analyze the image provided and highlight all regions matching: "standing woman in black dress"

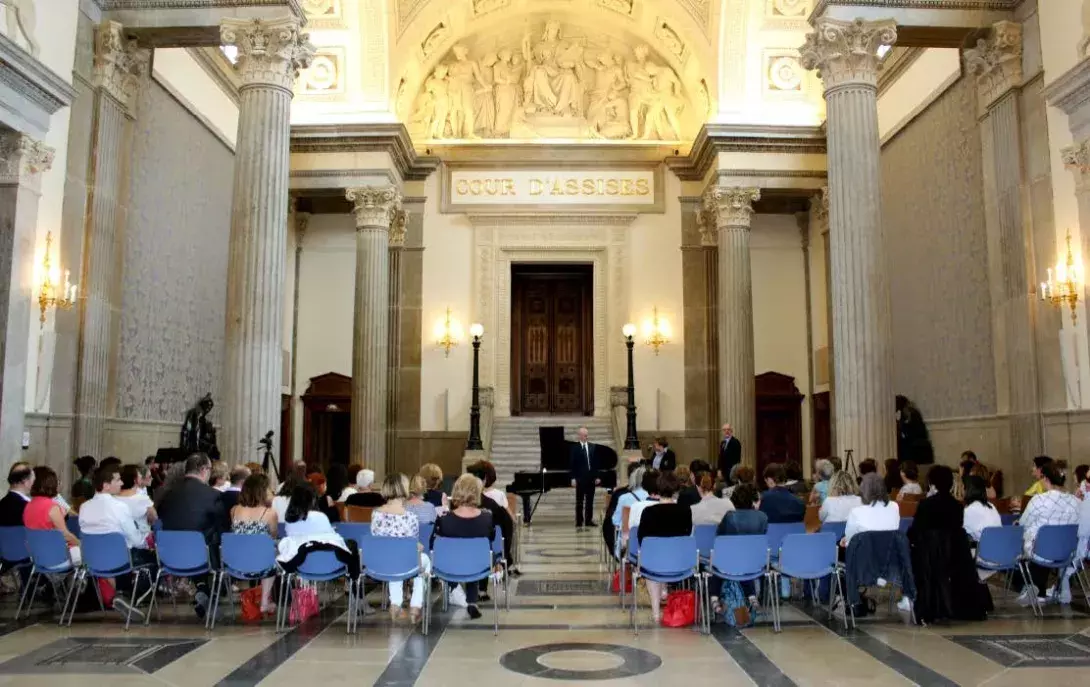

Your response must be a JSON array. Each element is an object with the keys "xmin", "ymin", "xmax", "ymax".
[{"xmin": 432, "ymin": 474, "xmax": 494, "ymax": 620}]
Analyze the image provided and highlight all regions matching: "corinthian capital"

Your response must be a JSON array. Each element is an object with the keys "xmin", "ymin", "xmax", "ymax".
[
  {"xmin": 963, "ymin": 21, "xmax": 1023, "ymax": 110},
  {"xmin": 1063, "ymin": 139, "xmax": 1090, "ymax": 190},
  {"xmin": 221, "ymin": 17, "xmax": 316, "ymax": 91},
  {"xmin": 92, "ymin": 21, "xmax": 150, "ymax": 116},
  {"xmin": 703, "ymin": 187, "xmax": 761, "ymax": 229},
  {"xmin": 799, "ymin": 18, "xmax": 897, "ymax": 92},
  {"xmin": 0, "ymin": 132, "xmax": 54, "ymax": 189},
  {"xmin": 346, "ymin": 186, "xmax": 402, "ymax": 230}
]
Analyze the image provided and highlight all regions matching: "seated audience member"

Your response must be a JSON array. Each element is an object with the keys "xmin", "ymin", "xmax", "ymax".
[
  {"xmin": 325, "ymin": 464, "xmax": 353, "ymax": 504},
  {"xmin": 432, "ymin": 474, "xmax": 494, "ymax": 620},
  {"xmin": 1017, "ymin": 461, "xmax": 1079, "ymax": 605},
  {"xmin": 967, "ymin": 463, "xmax": 996, "ymax": 500},
  {"xmin": 843, "ymin": 473, "xmax": 900, "ymax": 546},
  {"xmin": 344, "ymin": 464, "xmax": 363, "ymax": 496},
  {"xmin": 675, "ymin": 465, "xmax": 700, "ymax": 508},
  {"xmin": 646, "ymin": 437, "xmax": 676, "ymax": 472},
  {"xmin": 784, "ymin": 461, "xmax": 807, "ymax": 495},
  {"xmin": 219, "ymin": 465, "xmax": 249, "ymax": 512},
  {"xmin": 716, "ymin": 482, "xmax": 768, "ymax": 536},
  {"xmin": 407, "ymin": 476, "xmax": 438, "ymax": 525},
  {"xmin": 627, "ymin": 469, "xmax": 662, "ymax": 533},
  {"xmin": 810, "ymin": 459, "xmax": 834, "ymax": 505},
  {"xmin": 1074, "ymin": 464, "xmax": 1089, "ymax": 501},
  {"xmin": 1023, "ymin": 455, "xmax": 1053, "ymax": 498},
  {"xmin": 271, "ymin": 474, "xmax": 302, "ymax": 523},
  {"xmin": 611, "ymin": 466, "xmax": 648, "ymax": 552},
  {"xmin": 230, "ymin": 473, "xmax": 279, "ymax": 615},
  {"xmin": 467, "ymin": 462, "xmax": 516, "ymax": 581},
  {"xmin": 71, "ymin": 455, "xmax": 97, "ymax": 507},
  {"xmin": 346, "ymin": 470, "xmax": 387, "ymax": 508},
  {"xmin": 156, "ymin": 454, "xmax": 228, "ymax": 618},
  {"xmin": 819, "ymin": 470, "xmax": 863, "ymax": 523},
  {"xmin": 470, "ymin": 461, "xmax": 507, "ymax": 510},
  {"xmin": 908, "ymin": 464, "xmax": 992, "ymax": 620},
  {"xmin": 209, "ymin": 462, "xmax": 229, "ymax": 491},
  {"xmin": 419, "ymin": 464, "xmax": 446, "ymax": 508},
  {"xmin": 116, "ymin": 464, "xmax": 157, "ymax": 541},
  {"xmin": 1078, "ymin": 485, "xmax": 1090, "ymax": 581},
  {"xmin": 691, "ymin": 472, "xmax": 733, "ymax": 526},
  {"xmin": 604, "ymin": 463, "xmax": 639, "ymax": 553},
  {"xmin": 278, "ymin": 484, "xmax": 358, "ymax": 581},
  {"xmin": 637, "ymin": 471, "xmax": 693, "ymax": 622},
  {"xmin": 79, "ymin": 463, "xmax": 154, "ymax": 618},
  {"xmin": 883, "ymin": 459, "xmax": 903, "ymax": 495},
  {"xmin": 24, "ymin": 466, "xmax": 81, "ymax": 564},
  {"xmin": 307, "ymin": 470, "xmax": 341, "ymax": 523},
  {"xmin": 0, "ymin": 462, "xmax": 34, "ymax": 527},
  {"xmin": 244, "ymin": 461, "xmax": 264, "ymax": 477},
  {"xmin": 758, "ymin": 463, "xmax": 805, "ymax": 524},
  {"xmin": 857, "ymin": 458, "xmax": 878, "ymax": 481},
  {"xmin": 372, "ymin": 474, "xmax": 432, "ymax": 624},
  {"xmin": 721, "ymin": 465, "xmax": 754, "ymax": 500},
  {"xmin": 962, "ymin": 475, "xmax": 1001, "ymax": 544},
  {"xmin": 897, "ymin": 461, "xmax": 922, "ymax": 500}
]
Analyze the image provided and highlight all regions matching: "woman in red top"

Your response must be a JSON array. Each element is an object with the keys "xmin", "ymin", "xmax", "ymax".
[{"xmin": 24, "ymin": 466, "xmax": 81, "ymax": 564}]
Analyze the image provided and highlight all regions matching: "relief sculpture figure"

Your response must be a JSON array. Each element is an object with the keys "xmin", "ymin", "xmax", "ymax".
[
  {"xmin": 448, "ymin": 45, "xmax": 480, "ymax": 139},
  {"xmin": 522, "ymin": 21, "xmax": 585, "ymax": 117},
  {"xmin": 585, "ymin": 50, "xmax": 630, "ymax": 139}
]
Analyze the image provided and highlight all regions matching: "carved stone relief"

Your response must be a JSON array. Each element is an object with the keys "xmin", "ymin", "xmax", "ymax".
[
  {"xmin": 473, "ymin": 0, "xmax": 509, "ymax": 15},
  {"xmin": 301, "ymin": 0, "xmax": 345, "ymax": 29},
  {"xmin": 299, "ymin": 48, "xmax": 344, "ymax": 95},
  {"xmin": 598, "ymin": 0, "xmax": 633, "ymax": 15},
  {"xmin": 409, "ymin": 19, "xmax": 697, "ymax": 142},
  {"xmin": 421, "ymin": 22, "xmax": 448, "ymax": 58},
  {"xmin": 0, "ymin": 0, "xmax": 37, "ymax": 56},
  {"xmin": 655, "ymin": 21, "xmax": 686, "ymax": 63},
  {"xmin": 766, "ymin": 53, "xmax": 804, "ymax": 93}
]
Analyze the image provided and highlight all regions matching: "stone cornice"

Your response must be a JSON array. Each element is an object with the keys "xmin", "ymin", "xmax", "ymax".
[
  {"xmin": 345, "ymin": 186, "xmax": 401, "ymax": 230},
  {"xmin": 0, "ymin": 34, "xmax": 76, "ymax": 136},
  {"xmin": 800, "ymin": 18, "xmax": 898, "ymax": 93},
  {"xmin": 95, "ymin": 0, "xmax": 303, "ymax": 14},
  {"xmin": 704, "ymin": 187, "xmax": 761, "ymax": 229},
  {"xmin": 963, "ymin": 20, "xmax": 1023, "ymax": 111},
  {"xmin": 221, "ymin": 17, "xmax": 314, "ymax": 91},
  {"xmin": 290, "ymin": 123, "xmax": 441, "ymax": 181},
  {"xmin": 466, "ymin": 213, "xmax": 637, "ymax": 227},
  {"xmin": 664, "ymin": 123, "xmax": 827, "ymax": 181},
  {"xmin": 92, "ymin": 21, "xmax": 150, "ymax": 116},
  {"xmin": 812, "ymin": 0, "xmax": 1020, "ymax": 16},
  {"xmin": 1044, "ymin": 57, "xmax": 1090, "ymax": 118},
  {"xmin": 186, "ymin": 47, "xmax": 240, "ymax": 104}
]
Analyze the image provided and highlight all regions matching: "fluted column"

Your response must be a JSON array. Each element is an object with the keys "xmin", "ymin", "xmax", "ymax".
[
  {"xmin": 346, "ymin": 186, "xmax": 401, "ymax": 474},
  {"xmin": 800, "ymin": 18, "xmax": 897, "ymax": 462},
  {"xmin": 220, "ymin": 18, "xmax": 314, "ymax": 465},
  {"xmin": 0, "ymin": 134, "xmax": 53, "ymax": 470},
  {"xmin": 75, "ymin": 22, "xmax": 149, "ymax": 457},
  {"xmin": 385, "ymin": 208, "xmax": 407, "ymax": 476},
  {"xmin": 704, "ymin": 186, "xmax": 759, "ymax": 466},
  {"xmin": 965, "ymin": 22, "xmax": 1042, "ymax": 459}
]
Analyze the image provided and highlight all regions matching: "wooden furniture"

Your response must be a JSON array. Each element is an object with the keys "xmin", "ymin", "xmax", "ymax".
[
  {"xmin": 755, "ymin": 372, "xmax": 804, "ymax": 475},
  {"xmin": 804, "ymin": 504, "xmax": 822, "ymax": 533},
  {"xmin": 344, "ymin": 505, "xmax": 374, "ymax": 523},
  {"xmin": 898, "ymin": 498, "xmax": 920, "ymax": 518},
  {"xmin": 812, "ymin": 391, "xmax": 831, "ymax": 459},
  {"xmin": 301, "ymin": 373, "xmax": 351, "ymax": 470}
]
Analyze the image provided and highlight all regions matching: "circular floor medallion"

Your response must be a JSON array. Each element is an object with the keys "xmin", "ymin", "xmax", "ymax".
[
  {"xmin": 525, "ymin": 547, "xmax": 598, "ymax": 559},
  {"xmin": 499, "ymin": 642, "xmax": 662, "ymax": 681}
]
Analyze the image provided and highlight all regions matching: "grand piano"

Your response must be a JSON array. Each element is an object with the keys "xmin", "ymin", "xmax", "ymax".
[{"xmin": 506, "ymin": 426, "xmax": 618, "ymax": 523}]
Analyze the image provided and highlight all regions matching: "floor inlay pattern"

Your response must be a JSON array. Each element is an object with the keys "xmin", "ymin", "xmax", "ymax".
[
  {"xmin": 515, "ymin": 578, "xmax": 611, "ymax": 596},
  {"xmin": 947, "ymin": 632, "xmax": 1090, "ymax": 667},
  {"xmin": 498, "ymin": 641, "xmax": 662, "ymax": 680},
  {"xmin": 0, "ymin": 636, "xmax": 206, "ymax": 675}
]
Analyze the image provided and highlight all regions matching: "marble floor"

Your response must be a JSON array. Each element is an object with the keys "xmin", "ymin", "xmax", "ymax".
[{"xmin": 0, "ymin": 513, "xmax": 1088, "ymax": 686}]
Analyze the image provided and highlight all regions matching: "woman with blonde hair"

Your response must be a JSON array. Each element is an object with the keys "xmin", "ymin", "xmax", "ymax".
[
  {"xmin": 406, "ymin": 475, "xmax": 438, "ymax": 524},
  {"xmin": 419, "ymin": 463, "xmax": 445, "ymax": 507},
  {"xmin": 372, "ymin": 473, "xmax": 432, "ymax": 624},
  {"xmin": 819, "ymin": 470, "xmax": 862, "ymax": 523},
  {"xmin": 431, "ymin": 474, "xmax": 494, "ymax": 619}
]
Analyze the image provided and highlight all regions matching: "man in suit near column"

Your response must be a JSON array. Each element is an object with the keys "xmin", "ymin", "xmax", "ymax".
[
  {"xmin": 718, "ymin": 423, "xmax": 742, "ymax": 482},
  {"xmin": 569, "ymin": 427, "xmax": 600, "ymax": 528}
]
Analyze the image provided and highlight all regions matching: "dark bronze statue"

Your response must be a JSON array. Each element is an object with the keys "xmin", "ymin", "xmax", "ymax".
[
  {"xmin": 181, "ymin": 393, "xmax": 220, "ymax": 461},
  {"xmin": 896, "ymin": 394, "xmax": 934, "ymax": 465}
]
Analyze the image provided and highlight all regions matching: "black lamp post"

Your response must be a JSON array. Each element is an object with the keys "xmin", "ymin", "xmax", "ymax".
[
  {"xmin": 622, "ymin": 323, "xmax": 640, "ymax": 450},
  {"xmin": 466, "ymin": 323, "xmax": 484, "ymax": 451}
]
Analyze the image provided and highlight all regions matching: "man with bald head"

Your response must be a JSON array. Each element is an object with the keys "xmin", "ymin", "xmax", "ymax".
[
  {"xmin": 718, "ymin": 423, "xmax": 742, "ymax": 482},
  {"xmin": 569, "ymin": 426, "xmax": 601, "ymax": 528}
]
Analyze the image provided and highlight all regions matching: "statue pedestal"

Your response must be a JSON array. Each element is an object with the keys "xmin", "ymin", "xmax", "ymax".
[{"xmin": 512, "ymin": 113, "xmax": 587, "ymax": 140}]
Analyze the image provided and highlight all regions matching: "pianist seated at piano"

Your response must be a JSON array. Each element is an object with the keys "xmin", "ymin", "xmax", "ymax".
[{"xmin": 644, "ymin": 437, "xmax": 677, "ymax": 472}]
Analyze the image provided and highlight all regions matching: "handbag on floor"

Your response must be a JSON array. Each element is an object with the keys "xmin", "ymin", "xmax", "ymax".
[
  {"xmin": 240, "ymin": 586, "xmax": 264, "ymax": 622},
  {"xmin": 611, "ymin": 569, "xmax": 633, "ymax": 594},
  {"xmin": 289, "ymin": 583, "xmax": 319, "ymax": 624},
  {"xmin": 661, "ymin": 589, "xmax": 696, "ymax": 627}
]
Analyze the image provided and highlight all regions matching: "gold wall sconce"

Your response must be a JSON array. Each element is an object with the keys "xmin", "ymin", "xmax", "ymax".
[
  {"xmin": 641, "ymin": 306, "xmax": 671, "ymax": 355},
  {"xmin": 1040, "ymin": 231, "xmax": 1083, "ymax": 324},
  {"xmin": 37, "ymin": 232, "xmax": 78, "ymax": 325},
  {"xmin": 433, "ymin": 307, "xmax": 464, "ymax": 357}
]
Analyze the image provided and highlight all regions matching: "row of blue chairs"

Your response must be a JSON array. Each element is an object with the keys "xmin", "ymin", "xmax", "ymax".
[{"xmin": 0, "ymin": 523, "xmax": 510, "ymax": 636}]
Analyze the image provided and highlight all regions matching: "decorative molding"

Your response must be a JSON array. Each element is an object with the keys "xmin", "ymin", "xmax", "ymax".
[
  {"xmin": 877, "ymin": 46, "xmax": 924, "ymax": 96},
  {"xmin": 764, "ymin": 51, "xmax": 806, "ymax": 94},
  {"xmin": 810, "ymin": 185, "xmax": 829, "ymax": 225},
  {"xmin": 799, "ymin": 17, "xmax": 897, "ymax": 92},
  {"xmin": 1043, "ymin": 56, "xmax": 1090, "ymax": 119},
  {"xmin": 220, "ymin": 16, "xmax": 315, "ymax": 91},
  {"xmin": 654, "ymin": 20, "xmax": 687, "ymax": 63},
  {"xmin": 300, "ymin": 0, "xmax": 344, "ymax": 29},
  {"xmin": 95, "ymin": 0, "xmax": 304, "ymax": 11},
  {"xmin": 962, "ymin": 20, "xmax": 1023, "ymax": 110},
  {"xmin": 765, "ymin": 0, "xmax": 811, "ymax": 30},
  {"xmin": 665, "ymin": 123, "xmax": 827, "ymax": 180},
  {"xmin": 466, "ymin": 213, "xmax": 637, "ymax": 227},
  {"xmin": 92, "ymin": 21, "xmax": 150, "ymax": 115},
  {"xmin": 0, "ymin": 33, "xmax": 76, "ymax": 137},
  {"xmin": 0, "ymin": 131, "xmax": 53, "ymax": 189},
  {"xmin": 704, "ymin": 187, "xmax": 761, "ymax": 228},
  {"xmin": 346, "ymin": 186, "xmax": 402, "ymax": 229},
  {"xmin": 389, "ymin": 208, "xmax": 408, "ymax": 247},
  {"xmin": 298, "ymin": 46, "xmax": 344, "ymax": 96},
  {"xmin": 186, "ymin": 47, "xmax": 240, "ymax": 104},
  {"xmin": 597, "ymin": 0, "xmax": 633, "ymax": 16},
  {"xmin": 676, "ymin": 0, "xmax": 712, "ymax": 36},
  {"xmin": 290, "ymin": 123, "xmax": 440, "ymax": 181},
  {"xmin": 473, "ymin": 0, "xmax": 509, "ymax": 16},
  {"xmin": 695, "ymin": 206, "xmax": 717, "ymax": 246},
  {"xmin": 1063, "ymin": 139, "xmax": 1090, "ymax": 191},
  {"xmin": 812, "ymin": 0, "xmax": 1019, "ymax": 13}
]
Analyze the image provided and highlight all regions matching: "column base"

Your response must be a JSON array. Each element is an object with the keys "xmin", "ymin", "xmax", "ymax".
[{"xmin": 461, "ymin": 449, "xmax": 489, "ymax": 474}]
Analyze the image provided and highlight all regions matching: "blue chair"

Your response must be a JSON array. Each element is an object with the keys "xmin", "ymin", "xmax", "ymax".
[
  {"xmin": 334, "ymin": 522, "xmax": 371, "ymax": 548},
  {"xmin": 693, "ymin": 524, "xmax": 716, "ymax": 562},
  {"xmin": 632, "ymin": 536, "xmax": 701, "ymax": 635},
  {"xmin": 704, "ymin": 534, "xmax": 771, "ymax": 633},
  {"xmin": 214, "ymin": 533, "xmax": 280, "ymax": 630},
  {"xmin": 1000, "ymin": 514, "xmax": 1018, "ymax": 527},
  {"xmin": 431, "ymin": 536, "xmax": 497, "ymax": 634},
  {"xmin": 21, "ymin": 530, "xmax": 77, "ymax": 623},
  {"xmin": 620, "ymin": 526, "xmax": 640, "ymax": 610},
  {"xmin": 281, "ymin": 550, "xmax": 356, "ymax": 634},
  {"xmin": 418, "ymin": 522, "xmax": 435, "ymax": 550},
  {"xmin": 361, "ymin": 536, "xmax": 431, "ymax": 633},
  {"xmin": 898, "ymin": 518, "xmax": 914, "ymax": 534},
  {"xmin": 767, "ymin": 522, "xmax": 806, "ymax": 600},
  {"xmin": 975, "ymin": 525, "xmax": 1026, "ymax": 602},
  {"xmin": 773, "ymin": 533, "xmax": 840, "ymax": 632},
  {"xmin": 819, "ymin": 521, "xmax": 846, "ymax": 542},
  {"xmin": 1024, "ymin": 524, "xmax": 1079, "ymax": 616},
  {"xmin": 151, "ymin": 531, "xmax": 214, "ymax": 627},
  {"xmin": 65, "ymin": 515, "xmax": 81, "ymax": 540},
  {"xmin": 0, "ymin": 526, "xmax": 31, "ymax": 616},
  {"xmin": 78, "ymin": 533, "xmax": 155, "ymax": 630}
]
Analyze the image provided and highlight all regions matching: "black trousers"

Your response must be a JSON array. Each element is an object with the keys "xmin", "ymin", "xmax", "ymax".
[{"xmin": 575, "ymin": 478, "xmax": 595, "ymax": 526}]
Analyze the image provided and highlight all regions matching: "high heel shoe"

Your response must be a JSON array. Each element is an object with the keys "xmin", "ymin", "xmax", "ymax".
[
  {"xmin": 388, "ymin": 606, "xmax": 403, "ymax": 623},
  {"xmin": 409, "ymin": 608, "xmax": 421, "ymax": 624}
]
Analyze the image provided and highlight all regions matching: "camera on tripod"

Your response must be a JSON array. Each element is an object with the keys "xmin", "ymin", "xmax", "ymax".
[{"xmin": 257, "ymin": 430, "xmax": 278, "ymax": 481}]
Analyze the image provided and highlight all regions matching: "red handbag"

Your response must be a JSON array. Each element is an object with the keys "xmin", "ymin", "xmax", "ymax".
[
  {"xmin": 240, "ymin": 587, "xmax": 263, "ymax": 622},
  {"xmin": 289, "ymin": 584, "xmax": 319, "ymax": 624},
  {"xmin": 661, "ymin": 589, "xmax": 696, "ymax": 627},
  {"xmin": 611, "ymin": 569, "xmax": 633, "ymax": 593}
]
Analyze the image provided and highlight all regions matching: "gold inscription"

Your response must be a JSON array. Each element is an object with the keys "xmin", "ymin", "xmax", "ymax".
[{"xmin": 454, "ymin": 175, "xmax": 652, "ymax": 199}]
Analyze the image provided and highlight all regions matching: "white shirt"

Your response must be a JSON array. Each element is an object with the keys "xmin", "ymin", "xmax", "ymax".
[
  {"xmin": 691, "ymin": 495, "xmax": 734, "ymax": 527},
  {"xmin": 484, "ymin": 488, "xmax": 507, "ymax": 510},
  {"xmin": 819, "ymin": 495, "xmax": 862, "ymax": 523},
  {"xmin": 963, "ymin": 501, "xmax": 1002, "ymax": 542},
  {"xmin": 844, "ymin": 501, "xmax": 900, "ymax": 545},
  {"xmin": 272, "ymin": 495, "xmax": 290, "ymax": 523},
  {"xmin": 628, "ymin": 499, "xmax": 659, "ymax": 531},
  {"xmin": 1019, "ymin": 489, "xmax": 1080, "ymax": 556},
  {"xmin": 116, "ymin": 492, "xmax": 155, "ymax": 535},
  {"xmin": 79, "ymin": 492, "xmax": 146, "ymax": 549},
  {"xmin": 898, "ymin": 482, "xmax": 923, "ymax": 498},
  {"xmin": 337, "ymin": 487, "xmax": 357, "ymax": 503}
]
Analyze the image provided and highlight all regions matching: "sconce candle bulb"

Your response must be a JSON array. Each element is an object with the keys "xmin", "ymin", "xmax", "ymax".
[
  {"xmin": 1040, "ymin": 231, "xmax": 1083, "ymax": 324},
  {"xmin": 37, "ymin": 232, "xmax": 78, "ymax": 325}
]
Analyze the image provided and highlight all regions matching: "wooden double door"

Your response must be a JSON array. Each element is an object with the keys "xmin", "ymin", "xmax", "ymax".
[{"xmin": 512, "ymin": 265, "xmax": 593, "ymax": 415}]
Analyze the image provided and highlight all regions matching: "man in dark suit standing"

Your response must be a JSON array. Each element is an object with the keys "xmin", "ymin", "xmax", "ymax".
[
  {"xmin": 645, "ymin": 437, "xmax": 677, "ymax": 472},
  {"xmin": 569, "ymin": 427, "xmax": 600, "ymax": 528},
  {"xmin": 156, "ymin": 453, "xmax": 227, "ymax": 619},
  {"xmin": 717, "ymin": 423, "xmax": 742, "ymax": 482}
]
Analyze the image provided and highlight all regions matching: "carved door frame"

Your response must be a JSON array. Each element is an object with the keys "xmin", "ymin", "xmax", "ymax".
[{"xmin": 301, "ymin": 372, "xmax": 351, "ymax": 468}]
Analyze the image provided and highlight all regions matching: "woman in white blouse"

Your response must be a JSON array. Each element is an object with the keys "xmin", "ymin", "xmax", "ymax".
[
  {"xmin": 843, "ymin": 473, "xmax": 900, "ymax": 546},
  {"xmin": 962, "ymin": 476, "xmax": 1001, "ymax": 543},
  {"xmin": 819, "ymin": 470, "xmax": 862, "ymax": 524}
]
